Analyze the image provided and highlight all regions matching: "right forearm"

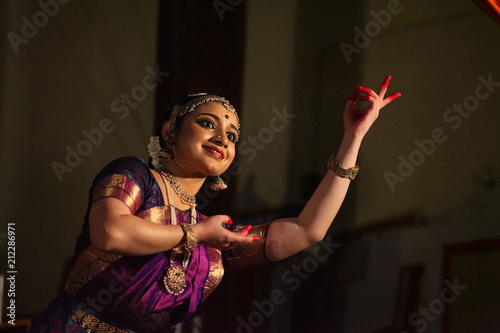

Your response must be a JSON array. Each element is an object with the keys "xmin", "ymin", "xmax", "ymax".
[
  {"xmin": 89, "ymin": 198, "xmax": 259, "ymax": 255},
  {"xmin": 94, "ymin": 216, "xmax": 184, "ymax": 256},
  {"xmin": 89, "ymin": 199, "xmax": 185, "ymax": 256}
]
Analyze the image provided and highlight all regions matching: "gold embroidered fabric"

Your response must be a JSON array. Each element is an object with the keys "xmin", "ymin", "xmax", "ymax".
[
  {"xmin": 65, "ymin": 246, "xmax": 122, "ymax": 296},
  {"xmin": 203, "ymin": 248, "xmax": 224, "ymax": 301},
  {"xmin": 70, "ymin": 308, "xmax": 130, "ymax": 333},
  {"xmin": 135, "ymin": 206, "xmax": 173, "ymax": 225},
  {"xmin": 225, "ymin": 223, "xmax": 271, "ymax": 270},
  {"xmin": 92, "ymin": 174, "xmax": 143, "ymax": 213}
]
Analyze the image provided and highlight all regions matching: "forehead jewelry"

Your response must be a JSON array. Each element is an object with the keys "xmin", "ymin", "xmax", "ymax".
[{"xmin": 167, "ymin": 93, "xmax": 240, "ymax": 136}]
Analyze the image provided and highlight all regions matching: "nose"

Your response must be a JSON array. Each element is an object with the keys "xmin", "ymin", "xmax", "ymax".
[{"xmin": 212, "ymin": 134, "xmax": 228, "ymax": 148}]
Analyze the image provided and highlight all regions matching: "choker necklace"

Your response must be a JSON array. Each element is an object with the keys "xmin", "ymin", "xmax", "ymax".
[{"xmin": 159, "ymin": 170, "xmax": 196, "ymax": 206}]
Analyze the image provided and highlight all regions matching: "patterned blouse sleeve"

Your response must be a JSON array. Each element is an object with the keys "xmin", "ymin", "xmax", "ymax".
[
  {"xmin": 91, "ymin": 156, "xmax": 151, "ymax": 214},
  {"xmin": 224, "ymin": 223, "xmax": 272, "ymax": 270}
]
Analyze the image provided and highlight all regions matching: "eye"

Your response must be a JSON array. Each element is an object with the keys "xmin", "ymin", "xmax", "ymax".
[
  {"xmin": 196, "ymin": 119, "xmax": 215, "ymax": 129},
  {"xmin": 227, "ymin": 132, "xmax": 238, "ymax": 143}
]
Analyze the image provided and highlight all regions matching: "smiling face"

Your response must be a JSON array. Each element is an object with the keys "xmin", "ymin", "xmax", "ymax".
[{"xmin": 164, "ymin": 101, "xmax": 240, "ymax": 178}]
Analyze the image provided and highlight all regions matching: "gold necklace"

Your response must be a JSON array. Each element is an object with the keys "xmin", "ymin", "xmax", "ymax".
[
  {"xmin": 159, "ymin": 170, "xmax": 196, "ymax": 206},
  {"xmin": 158, "ymin": 170, "xmax": 197, "ymax": 296}
]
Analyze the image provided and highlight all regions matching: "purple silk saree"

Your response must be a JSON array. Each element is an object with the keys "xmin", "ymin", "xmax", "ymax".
[{"xmin": 30, "ymin": 157, "xmax": 224, "ymax": 332}]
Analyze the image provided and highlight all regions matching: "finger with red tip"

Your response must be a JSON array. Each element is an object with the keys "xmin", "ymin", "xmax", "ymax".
[
  {"xmin": 358, "ymin": 86, "xmax": 377, "ymax": 98},
  {"xmin": 379, "ymin": 75, "xmax": 392, "ymax": 97},
  {"xmin": 241, "ymin": 225, "xmax": 253, "ymax": 235},
  {"xmin": 226, "ymin": 216, "xmax": 234, "ymax": 225},
  {"xmin": 251, "ymin": 236, "xmax": 260, "ymax": 242},
  {"xmin": 381, "ymin": 92, "xmax": 402, "ymax": 107},
  {"xmin": 385, "ymin": 92, "xmax": 402, "ymax": 102}
]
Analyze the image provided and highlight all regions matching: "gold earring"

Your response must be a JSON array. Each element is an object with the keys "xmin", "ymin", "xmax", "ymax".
[{"xmin": 210, "ymin": 176, "xmax": 228, "ymax": 190}]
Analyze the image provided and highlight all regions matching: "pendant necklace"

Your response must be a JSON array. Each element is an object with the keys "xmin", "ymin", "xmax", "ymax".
[{"xmin": 159, "ymin": 170, "xmax": 197, "ymax": 295}]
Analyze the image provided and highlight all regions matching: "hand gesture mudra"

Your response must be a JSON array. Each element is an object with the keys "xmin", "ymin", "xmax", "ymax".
[
  {"xmin": 344, "ymin": 75, "xmax": 401, "ymax": 139},
  {"xmin": 191, "ymin": 215, "xmax": 258, "ymax": 250}
]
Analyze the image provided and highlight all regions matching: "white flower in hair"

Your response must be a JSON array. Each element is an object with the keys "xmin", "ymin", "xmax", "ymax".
[{"xmin": 148, "ymin": 136, "xmax": 170, "ymax": 170}]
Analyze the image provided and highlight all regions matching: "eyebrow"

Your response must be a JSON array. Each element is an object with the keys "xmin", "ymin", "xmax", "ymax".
[{"xmin": 197, "ymin": 112, "xmax": 239, "ymax": 133}]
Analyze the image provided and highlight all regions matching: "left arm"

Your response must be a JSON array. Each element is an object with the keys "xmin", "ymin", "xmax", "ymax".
[{"xmin": 265, "ymin": 75, "xmax": 401, "ymax": 261}]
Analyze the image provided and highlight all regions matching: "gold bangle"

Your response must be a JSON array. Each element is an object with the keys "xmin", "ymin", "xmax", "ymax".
[
  {"xmin": 327, "ymin": 155, "xmax": 359, "ymax": 180},
  {"xmin": 181, "ymin": 224, "xmax": 198, "ymax": 252},
  {"xmin": 172, "ymin": 224, "xmax": 198, "ymax": 253}
]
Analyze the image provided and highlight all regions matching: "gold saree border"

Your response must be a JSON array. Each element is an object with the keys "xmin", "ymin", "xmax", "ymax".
[
  {"xmin": 92, "ymin": 174, "xmax": 143, "ymax": 213},
  {"xmin": 65, "ymin": 246, "xmax": 122, "ymax": 296},
  {"xmin": 70, "ymin": 308, "xmax": 131, "ymax": 333},
  {"xmin": 203, "ymin": 247, "xmax": 224, "ymax": 301}
]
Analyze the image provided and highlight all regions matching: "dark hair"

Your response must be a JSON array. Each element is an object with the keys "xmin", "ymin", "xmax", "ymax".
[{"xmin": 156, "ymin": 94, "xmax": 202, "ymax": 149}]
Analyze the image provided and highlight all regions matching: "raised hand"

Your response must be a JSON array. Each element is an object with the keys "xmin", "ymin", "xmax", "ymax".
[{"xmin": 343, "ymin": 75, "xmax": 401, "ymax": 139}]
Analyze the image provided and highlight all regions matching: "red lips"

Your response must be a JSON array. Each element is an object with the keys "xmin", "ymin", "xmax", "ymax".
[{"xmin": 203, "ymin": 146, "xmax": 224, "ymax": 160}]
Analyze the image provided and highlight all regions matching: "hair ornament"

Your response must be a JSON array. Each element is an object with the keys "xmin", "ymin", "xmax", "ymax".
[{"xmin": 167, "ymin": 94, "xmax": 240, "ymax": 136}]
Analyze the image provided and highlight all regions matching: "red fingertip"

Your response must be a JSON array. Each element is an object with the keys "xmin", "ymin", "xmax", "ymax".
[
  {"xmin": 243, "ymin": 225, "xmax": 253, "ymax": 232},
  {"xmin": 387, "ymin": 92, "xmax": 402, "ymax": 102},
  {"xmin": 251, "ymin": 236, "xmax": 260, "ymax": 242},
  {"xmin": 226, "ymin": 217, "xmax": 233, "ymax": 225},
  {"xmin": 380, "ymin": 75, "xmax": 392, "ymax": 88}
]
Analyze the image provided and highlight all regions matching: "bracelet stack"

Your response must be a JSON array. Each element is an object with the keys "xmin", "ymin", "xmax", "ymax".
[{"xmin": 327, "ymin": 155, "xmax": 359, "ymax": 180}]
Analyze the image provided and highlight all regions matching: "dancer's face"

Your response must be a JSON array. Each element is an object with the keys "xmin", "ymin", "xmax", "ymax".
[{"xmin": 166, "ymin": 102, "xmax": 239, "ymax": 177}]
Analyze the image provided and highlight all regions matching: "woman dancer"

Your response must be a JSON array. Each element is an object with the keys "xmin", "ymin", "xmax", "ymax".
[{"xmin": 30, "ymin": 76, "xmax": 401, "ymax": 332}]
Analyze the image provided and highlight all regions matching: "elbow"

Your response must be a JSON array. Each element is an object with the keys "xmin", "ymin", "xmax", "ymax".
[
  {"xmin": 295, "ymin": 218, "xmax": 328, "ymax": 247},
  {"xmin": 306, "ymin": 229, "xmax": 328, "ymax": 246},
  {"xmin": 90, "ymin": 223, "xmax": 125, "ymax": 253}
]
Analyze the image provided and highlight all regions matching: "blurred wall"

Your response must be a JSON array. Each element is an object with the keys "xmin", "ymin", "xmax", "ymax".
[
  {"xmin": 0, "ymin": 1, "xmax": 159, "ymax": 316},
  {"xmin": 235, "ymin": 0, "xmax": 500, "ymax": 332},
  {"xmin": 357, "ymin": 0, "xmax": 500, "ymax": 223},
  {"xmin": 236, "ymin": 0, "xmax": 298, "ymax": 213},
  {"xmin": 286, "ymin": 1, "xmax": 500, "ymax": 332},
  {"xmin": 242, "ymin": 0, "xmax": 500, "ymax": 226}
]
